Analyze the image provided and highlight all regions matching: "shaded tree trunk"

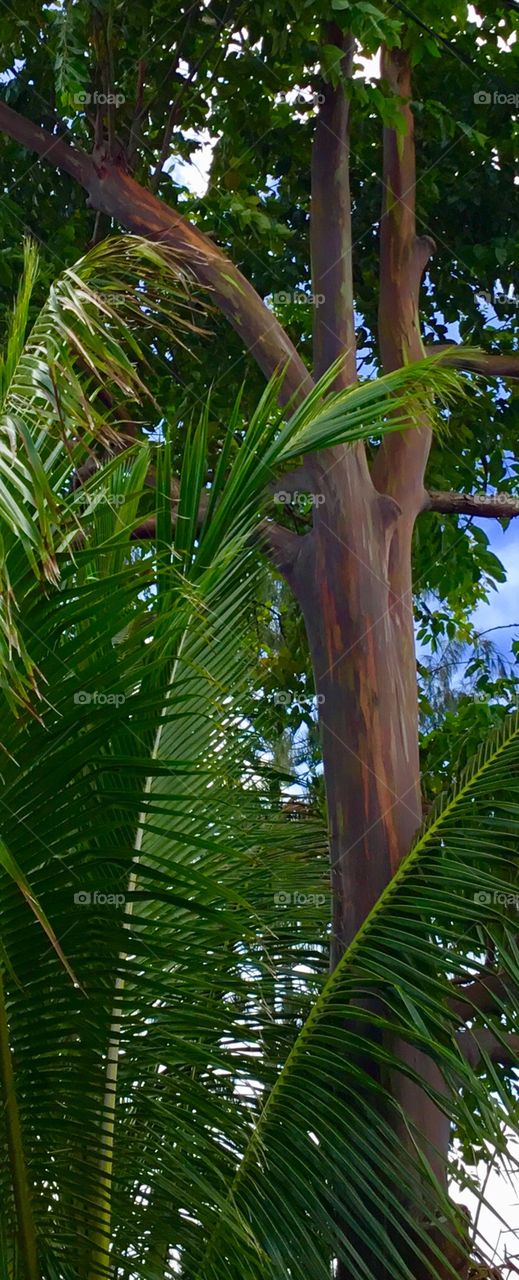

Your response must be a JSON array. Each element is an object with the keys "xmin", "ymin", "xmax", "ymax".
[
  {"xmin": 300, "ymin": 38, "xmax": 451, "ymax": 1279},
  {"xmin": 287, "ymin": 451, "xmax": 420, "ymax": 961},
  {"xmin": 306, "ymin": 30, "xmax": 421, "ymax": 955}
]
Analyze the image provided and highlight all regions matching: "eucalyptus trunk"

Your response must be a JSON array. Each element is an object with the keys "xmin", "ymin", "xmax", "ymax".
[{"xmin": 305, "ymin": 44, "xmax": 452, "ymax": 1277}]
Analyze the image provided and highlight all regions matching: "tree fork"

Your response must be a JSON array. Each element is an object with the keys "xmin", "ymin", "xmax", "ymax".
[
  {"xmin": 303, "ymin": 46, "xmax": 449, "ymax": 1274},
  {"xmin": 303, "ymin": 39, "xmax": 426, "ymax": 960},
  {"xmin": 291, "ymin": 40, "xmax": 445, "ymax": 1222},
  {"xmin": 1, "ymin": 65, "xmax": 517, "ymax": 1277}
]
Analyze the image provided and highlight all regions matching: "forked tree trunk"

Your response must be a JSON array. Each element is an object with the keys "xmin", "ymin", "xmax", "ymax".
[
  {"xmin": 0, "ymin": 40, "xmax": 463, "ymax": 1278},
  {"xmin": 301, "ymin": 37, "xmax": 452, "ymax": 1278},
  {"xmin": 305, "ymin": 39, "xmax": 427, "ymax": 966}
]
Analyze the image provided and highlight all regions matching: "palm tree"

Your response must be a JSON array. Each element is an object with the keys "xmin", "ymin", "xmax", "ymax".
[{"xmin": 0, "ymin": 241, "xmax": 517, "ymax": 1280}]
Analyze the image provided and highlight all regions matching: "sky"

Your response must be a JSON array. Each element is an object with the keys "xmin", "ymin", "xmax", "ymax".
[
  {"xmin": 467, "ymin": 523, "xmax": 519, "ymax": 1264},
  {"xmin": 455, "ymin": 1139, "xmax": 519, "ymax": 1268},
  {"xmin": 474, "ymin": 519, "xmax": 519, "ymax": 658}
]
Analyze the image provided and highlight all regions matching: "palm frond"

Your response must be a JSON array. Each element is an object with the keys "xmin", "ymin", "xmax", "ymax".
[
  {"xmin": 0, "ymin": 406, "xmax": 327, "ymax": 1279},
  {"xmin": 0, "ymin": 272, "xmax": 493, "ymax": 1280},
  {"xmin": 272, "ymin": 349, "xmax": 464, "ymax": 463},
  {"xmin": 0, "ymin": 235, "xmax": 198, "ymax": 713},
  {"xmin": 196, "ymin": 713, "xmax": 519, "ymax": 1280}
]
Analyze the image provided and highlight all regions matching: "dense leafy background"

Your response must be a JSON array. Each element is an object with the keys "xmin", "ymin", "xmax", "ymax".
[
  {"xmin": 1, "ymin": 0, "xmax": 517, "ymax": 794},
  {"xmin": 0, "ymin": 2, "xmax": 518, "ymax": 1270},
  {"xmin": 0, "ymin": 249, "xmax": 516, "ymax": 1275}
]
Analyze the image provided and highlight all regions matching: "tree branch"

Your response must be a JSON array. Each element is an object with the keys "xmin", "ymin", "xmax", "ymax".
[
  {"xmin": 308, "ymin": 27, "xmax": 376, "ymax": 563},
  {"xmin": 457, "ymin": 1027, "xmax": 519, "ymax": 1069},
  {"xmin": 450, "ymin": 971, "xmax": 517, "ymax": 1020},
  {"xmin": 255, "ymin": 520, "xmax": 305, "ymax": 578},
  {"xmin": 0, "ymin": 100, "xmax": 312, "ymax": 407},
  {"xmin": 0, "ymin": 101, "xmax": 92, "ymax": 184},
  {"xmin": 423, "ymin": 345, "xmax": 519, "ymax": 380},
  {"xmin": 426, "ymin": 490, "xmax": 519, "ymax": 519},
  {"xmin": 132, "ymin": 514, "xmax": 305, "ymax": 578}
]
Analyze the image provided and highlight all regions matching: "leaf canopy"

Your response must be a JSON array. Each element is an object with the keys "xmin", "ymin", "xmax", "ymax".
[{"xmin": 0, "ymin": 242, "xmax": 516, "ymax": 1278}]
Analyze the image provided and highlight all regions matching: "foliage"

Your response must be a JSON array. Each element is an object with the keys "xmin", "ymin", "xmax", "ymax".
[
  {"xmin": 2, "ymin": 243, "xmax": 515, "ymax": 1277},
  {"xmin": 1, "ymin": 0, "xmax": 516, "ymax": 782},
  {"xmin": 196, "ymin": 710, "xmax": 519, "ymax": 1280},
  {"xmin": 0, "ymin": 1, "xmax": 518, "ymax": 1273}
]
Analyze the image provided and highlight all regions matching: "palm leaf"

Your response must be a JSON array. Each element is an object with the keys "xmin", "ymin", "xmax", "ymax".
[
  {"xmin": 0, "ymin": 235, "xmax": 198, "ymax": 713},
  {"xmin": 0, "ymin": 414, "xmax": 328, "ymax": 1278},
  {"xmin": 0, "ymin": 285, "xmax": 491, "ymax": 1279},
  {"xmin": 195, "ymin": 713, "xmax": 519, "ymax": 1280}
]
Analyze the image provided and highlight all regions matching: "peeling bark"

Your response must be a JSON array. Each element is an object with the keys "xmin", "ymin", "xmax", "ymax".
[
  {"xmin": 311, "ymin": 28, "xmax": 356, "ymax": 389},
  {"xmin": 371, "ymin": 43, "xmax": 454, "ymax": 1210},
  {"xmin": 287, "ymin": 455, "xmax": 420, "ymax": 959}
]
